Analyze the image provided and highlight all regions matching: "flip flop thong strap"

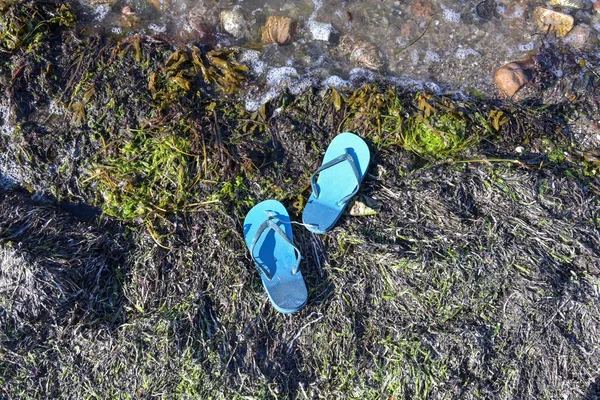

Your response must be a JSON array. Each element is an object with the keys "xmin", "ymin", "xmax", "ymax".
[
  {"xmin": 249, "ymin": 216, "xmax": 301, "ymax": 280},
  {"xmin": 311, "ymin": 148, "xmax": 361, "ymax": 206}
]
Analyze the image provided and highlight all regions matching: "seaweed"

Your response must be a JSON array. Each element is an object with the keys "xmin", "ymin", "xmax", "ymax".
[{"xmin": 1, "ymin": 5, "xmax": 600, "ymax": 399}]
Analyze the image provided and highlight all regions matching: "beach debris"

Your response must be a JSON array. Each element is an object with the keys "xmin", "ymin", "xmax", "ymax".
[
  {"xmin": 533, "ymin": 7, "xmax": 574, "ymax": 37},
  {"xmin": 549, "ymin": 0, "xmax": 590, "ymax": 9},
  {"xmin": 307, "ymin": 20, "xmax": 335, "ymax": 42},
  {"xmin": 220, "ymin": 8, "xmax": 250, "ymax": 39},
  {"xmin": 261, "ymin": 16, "xmax": 296, "ymax": 45},
  {"xmin": 494, "ymin": 58, "xmax": 535, "ymax": 97},
  {"xmin": 339, "ymin": 35, "xmax": 384, "ymax": 71},
  {"xmin": 564, "ymin": 23, "xmax": 598, "ymax": 49},
  {"xmin": 349, "ymin": 196, "xmax": 381, "ymax": 216}
]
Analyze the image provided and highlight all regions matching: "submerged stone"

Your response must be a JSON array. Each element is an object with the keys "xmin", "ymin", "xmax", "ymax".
[
  {"xmin": 307, "ymin": 20, "xmax": 334, "ymax": 42},
  {"xmin": 187, "ymin": 0, "xmax": 219, "ymax": 27},
  {"xmin": 548, "ymin": 0, "xmax": 591, "ymax": 9},
  {"xmin": 89, "ymin": 0, "xmax": 118, "ymax": 5},
  {"xmin": 494, "ymin": 60, "xmax": 534, "ymax": 97},
  {"xmin": 339, "ymin": 35, "xmax": 384, "ymax": 71},
  {"xmin": 187, "ymin": 2, "xmax": 216, "ymax": 44},
  {"xmin": 564, "ymin": 23, "xmax": 598, "ymax": 49},
  {"xmin": 220, "ymin": 8, "xmax": 250, "ymax": 39},
  {"xmin": 261, "ymin": 16, "xmax": 296, "ymax": 45},
  {"xmin": 533, "ymin": 7, "xmax": 575, "ymax": 37}
]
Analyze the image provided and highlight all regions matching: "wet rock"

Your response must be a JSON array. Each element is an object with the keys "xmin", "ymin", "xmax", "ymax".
[
  {"xmin": 503, "ymin": 1, "xmax": 529, "ymax": 28},
  {"xmin": 564, "ymin": 23, "xmax": 598, "ymax": 49},
  {"xmin": 220, "ymin": 8, "xmax": 250, "ymax": 39},
  {"xmin": 591, "ymin": 13, "xmax": 600, "ymax": 31},
  {"xmin": 261, "ymin": 16, "xmax": 296, "ymax": 45},
  {"xmin": 476, "ymin": 0, "xmax": 500, "ymax": 20},
  {"xmin": 89, "ymin": 0, "xmax": 118, "ymax": 5},
  {"xmin": 339, "ymin": 35, "xmax": 384, "ymax": 71},
  {"xmin": 307, "ymin": 20, "xmax": 335, "ymax": 42},
  {"xmin": 504, "ymin": 2, "xmax": 529, "ymax": 20},
  {"xmin": 533, "ymin": 7, "xmax": 574, "ymax": 37},
  {"xmin": 400, "ymin": 22, "xmax": 419, "ymax": 38},
  {"xmin": 411, "ymin": 0, "xmax": 434, "ymax": 18},
  {"xmin": 494, "ymin": 59, "xmax": 535, "ymax": 97},
  {"xmin": 187, "ymin": 2, "xmax": 216, "ymax": 43},
  {"xmin": 548, "ymin": 0, "xmax": 590, "ymax": 9},
  {"xmin": 187, "ymin": 0, "xmax": 219, "ymax": 27}
]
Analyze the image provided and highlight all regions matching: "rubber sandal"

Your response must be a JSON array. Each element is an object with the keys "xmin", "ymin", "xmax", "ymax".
[
  {"xmin": 302, "ymin": 132, "xmax": 370, "ymax": 234},
  {"xmin": 243, "ymin": 200, "xmax": 307, "ymax": 314}
]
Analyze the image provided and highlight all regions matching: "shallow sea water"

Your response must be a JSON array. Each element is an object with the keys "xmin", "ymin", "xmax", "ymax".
[{"xmin": 77, "ymin": 0, "xmax": 599, "ymax": 106}]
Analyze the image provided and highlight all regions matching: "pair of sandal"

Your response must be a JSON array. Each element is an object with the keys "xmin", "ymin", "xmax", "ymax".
[{"xmin": 243, "ymin": 132, "xmax": 371, "ymax": 314}]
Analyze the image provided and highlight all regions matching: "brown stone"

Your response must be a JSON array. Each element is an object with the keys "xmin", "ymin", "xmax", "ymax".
[
  {"xmin": 400, "ymin": 22, "xmax": 419, "ymax": 38},
  {"xmin": 411, "ymin": 0, "xmax": 434, "ymax": 18},
  {"xmin": 533, "ymin": 7, "xmax": 574, "ymax": 37},
  {"xmin": 594, "ymin": 0, "xmax": 600, "ymax": 12},
  {"xmin": 504, "ymin": 2, "xmax": 528, "ymax": 20},
  {"xmin": 494, "ymin": 61, "xmax": 533, "ymax": 97},
  {"xmin": 261, "ymin": 16, "xmax": 296, "ymax": 45}
]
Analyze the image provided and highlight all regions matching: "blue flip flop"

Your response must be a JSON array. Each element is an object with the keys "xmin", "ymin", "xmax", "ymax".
[
  {"xmin": 302, "ymin": 132, "xmax": 370, "ymax": 234},
  {"xmin": 243, "ymin": 200, "xmax": 307, "ymax": 314}
]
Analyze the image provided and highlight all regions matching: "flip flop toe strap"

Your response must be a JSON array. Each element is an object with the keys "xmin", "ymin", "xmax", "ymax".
[
  {"xmin": 311, "ymin": 148, "xmax": 361, "ymax": 207},
  {"xmin": 249, "ymin": 217, "xmax": 301, "ymax": 280}
]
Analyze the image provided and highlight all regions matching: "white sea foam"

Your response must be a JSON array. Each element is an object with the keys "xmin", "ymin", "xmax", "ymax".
[
  {"xmin": 48, "ymin": 99, "xmax": 65, "ymax": 116},
  {"xmin": 148, "ymin": 24, "xmax": 167, "ymax": 34},
  {"xmin": 0, "ymin": 105, "xmax": 14, "ymax": 136},
  {"xmin": 240, "ymin": 50, "xmax": 267, "ymax": 75},
  {"xmin": 322, "ymin": 76, "xmax": 351, "ymax": 89},
  {"xmin": 266, "ymin": 67, "xmax": 298, "ymax": 87},
  {"xmin": 441, "ymin": 4, "xmax": 461, "ymax": 23},
  {"xmin": 94, "ymin": 4, "xmax": 110, "ymax": 21}
]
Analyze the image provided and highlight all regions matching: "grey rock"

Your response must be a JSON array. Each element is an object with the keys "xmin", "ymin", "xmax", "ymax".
[
  {"xmin": 220, "ymin": 8, "xmax": 250, "ymax": 39},
  {"xmin": 307, "ymin": 20, "xmax": 335, "ymax": 42}
]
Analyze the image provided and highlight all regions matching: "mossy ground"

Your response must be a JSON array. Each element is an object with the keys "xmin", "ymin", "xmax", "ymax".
[{"xmin": 1, "ymin": 2, "xmax": 600, "ymax": 399}]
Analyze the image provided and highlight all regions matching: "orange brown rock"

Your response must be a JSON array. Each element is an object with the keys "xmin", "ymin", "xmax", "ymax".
[
  {"xmin": 494, "ymin": 61, "xmax": 533, "ymax": 97},
  {"xmin": 261, "ymin": 16, "xmax": 296, "ymax": 45}
]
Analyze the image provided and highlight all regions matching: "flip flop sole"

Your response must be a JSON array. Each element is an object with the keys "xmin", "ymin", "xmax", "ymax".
[
  {"xmin": 244, "ymin": 200, "xmax": 307, "ymax": 314},
  {"xmin": 303, "ymin": 132, "xmax": 370, "ymax": 234}
]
